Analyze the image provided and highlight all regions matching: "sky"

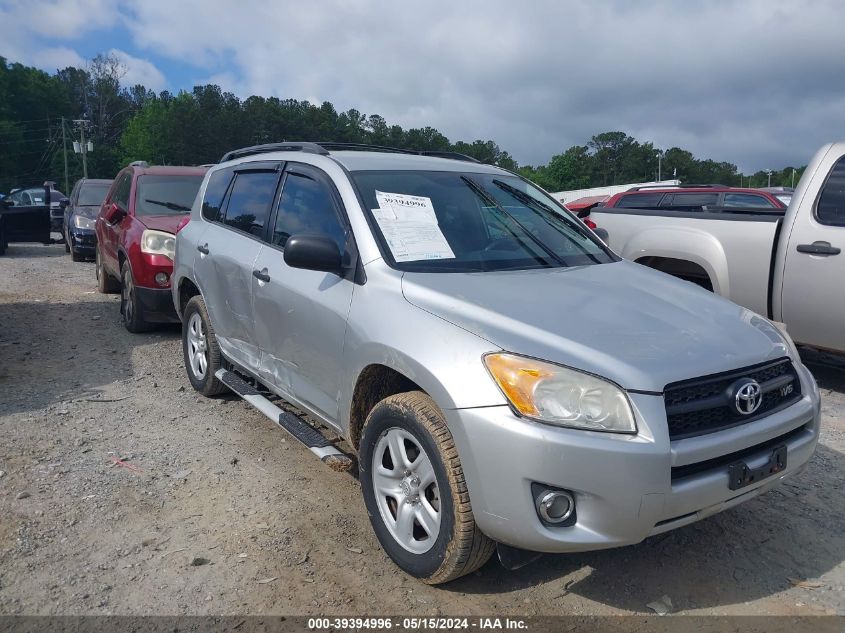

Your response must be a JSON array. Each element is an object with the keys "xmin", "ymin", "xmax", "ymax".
[{"xmin": 1, "ymin": 0, "xmax": 843, "ymax": 173}]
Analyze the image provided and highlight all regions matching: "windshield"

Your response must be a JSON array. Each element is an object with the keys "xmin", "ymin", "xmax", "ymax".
[
  {"xmin": 78, "ymin": 183, "xmax": 111, "ymax": 206},
  {"xmin": 351, "ymin": 170, "xmax": 615, "ymax": 272},
  {"xmin": 134, "ymin": 175, "xmax": 203, "ymax": 216}
]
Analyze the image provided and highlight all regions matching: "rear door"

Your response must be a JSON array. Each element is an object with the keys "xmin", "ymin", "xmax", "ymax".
[
  {"xmin": 193, "ymin": 162, "xmax": 281, "ymax": 373},
  {"xmin": 251, "ymin": 162, "xmax": 354, "ymax": 423},
  {"xmin": 780, "ymin": 153, "xmax": 845, "ymax": 351}
]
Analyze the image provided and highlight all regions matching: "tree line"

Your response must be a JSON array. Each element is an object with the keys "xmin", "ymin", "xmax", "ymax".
[{"xmin": 0, "ymin": 54, "xmax": 805, "ymax": 196}]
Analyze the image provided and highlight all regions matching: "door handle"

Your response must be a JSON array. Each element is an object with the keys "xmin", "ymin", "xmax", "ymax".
[
  {"xmin": 252, "ymin": 268, "xmax": 271, "ymax": 283},
  {"xmin": 796, "ymin": 241, "xmax": 840, "ymax": 256},
  {"xmin": 197, "ymin": 243, "xmax": 209, "ymax": 255}
]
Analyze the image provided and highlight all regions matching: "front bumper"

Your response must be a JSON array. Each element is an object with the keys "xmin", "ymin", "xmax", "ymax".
[
  {"xmin": 69, "ymin": 229, "xmax": 97, "ymax": 255},
  {"xmin": 135, "ymin": 285, "xmax": 179, "ymax": 324},
  {"xmin": 446, "ymin": 362, "xmax": 820, "ymax": 553}
]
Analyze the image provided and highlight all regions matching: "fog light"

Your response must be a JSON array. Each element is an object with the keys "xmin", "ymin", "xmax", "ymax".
[
  {"xmin": 155, "ymin": 272, "xmax": 169, "ymax": 286},
  {"xmin": 536, "ymin": 490, "xmax": 574, "ymax": 524}
]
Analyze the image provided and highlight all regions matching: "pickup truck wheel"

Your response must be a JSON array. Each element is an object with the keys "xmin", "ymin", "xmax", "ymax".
[
  {"xmin": 359, "ymin": 391, "xmax": 494, "ymax": 584},
  {"xmin": 182, "ymin": 295, "xmax": 228, "ymax": 396},
  {"xmin": 95, "ymin": 246, "xmax": 119, "ymax": 293},
  {"xmin": 120, "ymin": 262, "xmax": 152, "ymax": 333}
]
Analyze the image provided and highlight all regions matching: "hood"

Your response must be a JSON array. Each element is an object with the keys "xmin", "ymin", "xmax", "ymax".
[
  {"xmin": 74, "ymin": 205, "xmax": 101, "ymax": 218},
  {"xmin": 136, "ymin": 214, "xmax": 187, "ymax": 233},
  {"xmin": 401, "ymin": 260, "xmax": 789, "ymax": 392}
]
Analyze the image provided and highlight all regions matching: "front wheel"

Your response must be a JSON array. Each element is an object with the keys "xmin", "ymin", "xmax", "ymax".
[
  {"xmin": 120, "ymin": 262, "xmax": 151, "ymax": 333},
  {"xmin": 95, "ymin": 246, "xmax": 119, "ymax": 293},
  {"xmin": 359, "ymin": 391, "xmax": 494, "ymax": 584},
  {"xmin": 182, "ymin": 295, "xmax": 227, "ymax": 396}
]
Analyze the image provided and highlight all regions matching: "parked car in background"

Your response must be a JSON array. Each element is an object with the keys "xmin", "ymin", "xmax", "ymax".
[
  {"xmin": 589, "ymin": 142, "xmax": 845, "ymax": 354},
  {"xmin": 759, "ymin": 186, "xmax": 794, "ymax": 207},
  {"xmin": 63, "ymin": 178, "xmax": 112, "ymax": 261},
  {"xmin": 5, "ymin": 183, "xmax": 68, "ymax": 231},
  {"xmin": 172, "ymin": 142, "xmax": 819, "ymax": 584},
  {"xmin": 602, "ymin": 185, "xmax": 787, "ymax": 212},
  {"xmin": 0, "ymin": 184, "xmax": 52, "ymax": 256},
  {"xmin": 96, "ymin": 162, "xmax": 207, "ymax": 332}
]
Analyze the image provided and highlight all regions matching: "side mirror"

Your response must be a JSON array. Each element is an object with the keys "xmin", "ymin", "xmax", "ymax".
[
  {"xmin": 104, "ymin": 202, "xmax": 126, "ymax": 224},
  {"xmin": 0, "ymin": 198, "xmax": 12, "ymax": 209},
  {"xmin": 593, "ymin": 227, "xmax": 609, "ymax": 242},
  {"xmin": 59, "ymin": 198, "xmax": 70, "ymax": 209},
  {"xmin": 283, "ymin": 234, "xmax": 342, "ymax": 275}
]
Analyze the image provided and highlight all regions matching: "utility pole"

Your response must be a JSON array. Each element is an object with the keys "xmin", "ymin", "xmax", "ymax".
[
  {"xmin": 765, "ymin": 169, "xmax": 772, "ymax": 188},
  {"xmin": 61, "ymin": 117, "xmax": 69, "ymax": 194},
  {"xmin": 72, "ymin": 119, "xmax": 92, "ymax": 179},
  {"xmin": 792, "ymin": 168, "xmax": 797, "ymax": 187},
  {"xmin": 656, "ymin": 150, "xmax": 663, "ymax": 182}
]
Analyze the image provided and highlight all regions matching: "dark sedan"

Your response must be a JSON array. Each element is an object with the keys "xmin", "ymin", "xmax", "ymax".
[{"xmin": 63, "ymin": 178, "xmax": 112, "ymax": 261}]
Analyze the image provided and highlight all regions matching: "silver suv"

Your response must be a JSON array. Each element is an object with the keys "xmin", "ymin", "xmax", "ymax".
[{"xmin": 172, "ymin": 142, "xmax": 820, "ymax": 584}]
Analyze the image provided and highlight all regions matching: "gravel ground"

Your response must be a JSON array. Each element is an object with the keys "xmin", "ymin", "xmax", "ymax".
[{"xmin": 1, "ymin": 243, "xmax": 844, "ymax": 617}]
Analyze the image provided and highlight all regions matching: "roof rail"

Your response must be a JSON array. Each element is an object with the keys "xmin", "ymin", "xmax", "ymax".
[
  {"xmin": 419, "ymin": 151, "xmax": 480, "ymax": 163},
  {"xmin": 219, "ymin": 142, "xmax": 329, "ymax": 163},
  {"xmin": 316, "ymin": 142, "xmax": 416, "ymax": 155},
  {"xmin": 627, "ymin": 183, "xmax": 728, "ymax": 191},
  {"xmin": 219, "ymin": 141, "xmax": 484, "ymax": 165}
]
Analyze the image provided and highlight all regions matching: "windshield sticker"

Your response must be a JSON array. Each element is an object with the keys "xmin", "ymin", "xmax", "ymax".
[
  {"xmin": 371, "ymin": 191, "xmax": 454, "ymax": 262},
  {"xmin": 375, "ymin": 190, "xmax": 438, "ymax": 224}
]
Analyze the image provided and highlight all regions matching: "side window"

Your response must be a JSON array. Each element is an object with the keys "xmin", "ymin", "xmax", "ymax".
[
  {"xmin": 724, "ymin": 193, "xmax": 776, "ymax": 208},
  {"xmin": 665, "ymin": 193, "xmax": 719, "ymax": 209},
  {"xmin": 272, "ymin": 170, "xmax": 347, "ymax": 249},
  {"xmin": 816, "ymin": 156, "xmax": 845, "ymax": 227},
  {"xmin": 617, "ymin": 192, "xmax": 664, "ymax": 208},
  {"xmin": 112, "ymin": 174, "xmax": 132, "ymax": 210},
  {"xmin": 222, "ymin": 171, "xmax": 279, "ymax": 237},
  {"xmin": 202, "ymin": 168, "xmax": 235, "ymax": 222}
]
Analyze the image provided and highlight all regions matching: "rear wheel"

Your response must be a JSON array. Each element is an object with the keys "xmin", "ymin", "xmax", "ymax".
[
  {"xmin": 182, "ymin": 295, "xmax": 227, "ymax": 396},
  {"xmin": 359, "ymin": 391, "xmax": 495, "ymax": 584},
  {"xmin": 120, "ymin": 262, "xmax": 152, "ymax": 333},
  {"xmin": 95, "ymin": 246, "xmax": 119, "ymax": 293}
]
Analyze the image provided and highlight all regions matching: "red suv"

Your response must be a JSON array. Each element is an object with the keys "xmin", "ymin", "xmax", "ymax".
[
  {"xmin": 95, "ymin": 163, "xmax": 208, "ymax": 332},
  {"xmin": 602, "ymin": 185, "xmax": 787, "ymax": 211}
]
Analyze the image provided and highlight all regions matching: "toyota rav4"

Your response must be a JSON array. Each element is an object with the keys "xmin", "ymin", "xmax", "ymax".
[{"xmin": 172, "ymin": 142, "xmax": 820, "ymax": 584}]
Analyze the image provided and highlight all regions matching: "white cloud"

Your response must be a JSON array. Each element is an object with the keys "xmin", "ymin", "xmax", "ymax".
[
  {"xmin": 108, "ymin": 48, "xmax": 166, "ymax": 91},
  {"xmin": 4, "ymin": 0, "xmax": 845, "ymax": 171}
]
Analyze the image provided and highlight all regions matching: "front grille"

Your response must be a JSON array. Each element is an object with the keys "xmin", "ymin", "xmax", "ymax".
[{"xmin": 664, "ymin": 358, "xmax": 801, "ymax": 440}]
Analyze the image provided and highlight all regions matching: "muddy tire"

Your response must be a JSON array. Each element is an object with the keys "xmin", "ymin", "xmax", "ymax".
[
  {"xmin": 359, "ymin": 391, "xmax": 495, "ymax": 584},
  {"xmin": 95, "ymin": 246, "xmax": 119, "ymax": 293},
  {"xmin": 182, "ymin": 295, "xmax": 228, "ymax": 396}
]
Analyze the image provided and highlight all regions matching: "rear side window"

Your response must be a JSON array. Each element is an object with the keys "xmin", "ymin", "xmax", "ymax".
[
  {"xmin": 616, "ymin": 192, "xmax": 664, "ymax": 208},
  {"xmin": 202, "ymin": 168, "xmax": 234, "ymax": 221},
  {"xmin": 664, "ymin": 193, "xmax": 719, "ymax": 208},
  {"xmin": 272, "ymin": 171, "xmax": 347, "ymax": 249},
  {"xmin": 724, "ymin": 193, "xmax": 776, "ymax": 208},
  {"xmin": 223, "ymin": 171, "xmax": 279, "ymax": 237},
  {"xmin": 816, "ymin": 156, "xmax": 845, "ymax": 227}
]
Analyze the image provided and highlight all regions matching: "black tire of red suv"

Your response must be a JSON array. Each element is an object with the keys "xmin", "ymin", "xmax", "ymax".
[
  {"xmin": 182, "ymin": 295, "xmax": 228, "ymax": 396},
  {"xmin": 120, "ymin": 261, "xmax": 152, "ymax": 333},
  {"xmin": 359, "ymin": 391, "xmax": 495, "ymax": 584},
  {"xmin": 95, "ymin": 246, "xmax": 119, "ymax": 293}
]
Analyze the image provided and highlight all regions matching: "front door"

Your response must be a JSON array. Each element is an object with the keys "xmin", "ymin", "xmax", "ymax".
[
  {"xmin": 780, "ymin": 151, "xmax": 845, "ymax": 351},
  {"xmin": 252, "ymin": 163, "xmax": 354, "ymax": 425}
]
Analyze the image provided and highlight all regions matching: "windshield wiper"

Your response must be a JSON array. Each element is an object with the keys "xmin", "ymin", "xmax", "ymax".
[
  {"xmin": 460, "ymin": 176, "xmax": 566, "ymax": 268},
  {"xmin": 492, "ymin": 179, "xmax": 604, "ymax": 264},
  {"xmin": 144, "ymin": 198, "xmax": 191, "ymax": 212}
]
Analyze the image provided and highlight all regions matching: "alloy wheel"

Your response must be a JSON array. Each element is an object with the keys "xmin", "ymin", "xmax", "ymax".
[{"xmin": 187, "ymin": 312, "xmax": 208, "ymax": 379}]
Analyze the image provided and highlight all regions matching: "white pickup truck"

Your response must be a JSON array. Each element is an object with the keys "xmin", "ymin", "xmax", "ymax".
[{"xmin": 588, "ymin": 142, "xmax": 845, "ymax": 354}]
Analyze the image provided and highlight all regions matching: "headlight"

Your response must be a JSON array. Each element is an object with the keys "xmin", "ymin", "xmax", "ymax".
[
  {"xmin": 141, "ymin": 229, "xmax": 176, "ymax": 261},
  {"xmin": 484, "ymin": 353, "xmax": 637, "ymax": 433},
  {"xmin": 72, "ymin": 214, "xmax": 95, "ymax": 230}
]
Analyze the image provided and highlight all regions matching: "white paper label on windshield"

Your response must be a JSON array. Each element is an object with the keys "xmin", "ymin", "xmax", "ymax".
[{"xmin": 370, "ymin": 191, "xmax": 454, "ymax": 262}]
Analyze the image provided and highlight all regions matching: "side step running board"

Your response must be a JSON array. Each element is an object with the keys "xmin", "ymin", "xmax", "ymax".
[{"xmin": 216, "ymin": 369, "xmax": 353, "ymax": 472}]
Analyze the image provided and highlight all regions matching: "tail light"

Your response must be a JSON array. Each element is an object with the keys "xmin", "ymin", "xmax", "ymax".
[
  {"xmin": 583, "ymin": 218, "xmax": 597, "ymax": 230},
  {"xmin": 175, "ymin": 216, "xmax": 190, "ymax": 233}
]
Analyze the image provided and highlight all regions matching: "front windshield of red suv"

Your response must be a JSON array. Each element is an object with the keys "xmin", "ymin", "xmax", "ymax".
[{"xmin": 134, "ymin": 175, "xmax": 203, "ymax": 216}]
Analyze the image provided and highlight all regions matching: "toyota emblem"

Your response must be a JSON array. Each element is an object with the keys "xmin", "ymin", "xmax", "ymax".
[{"xmin": 734, "ymin": 380, "xmax": 763, "ymax": 415}]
